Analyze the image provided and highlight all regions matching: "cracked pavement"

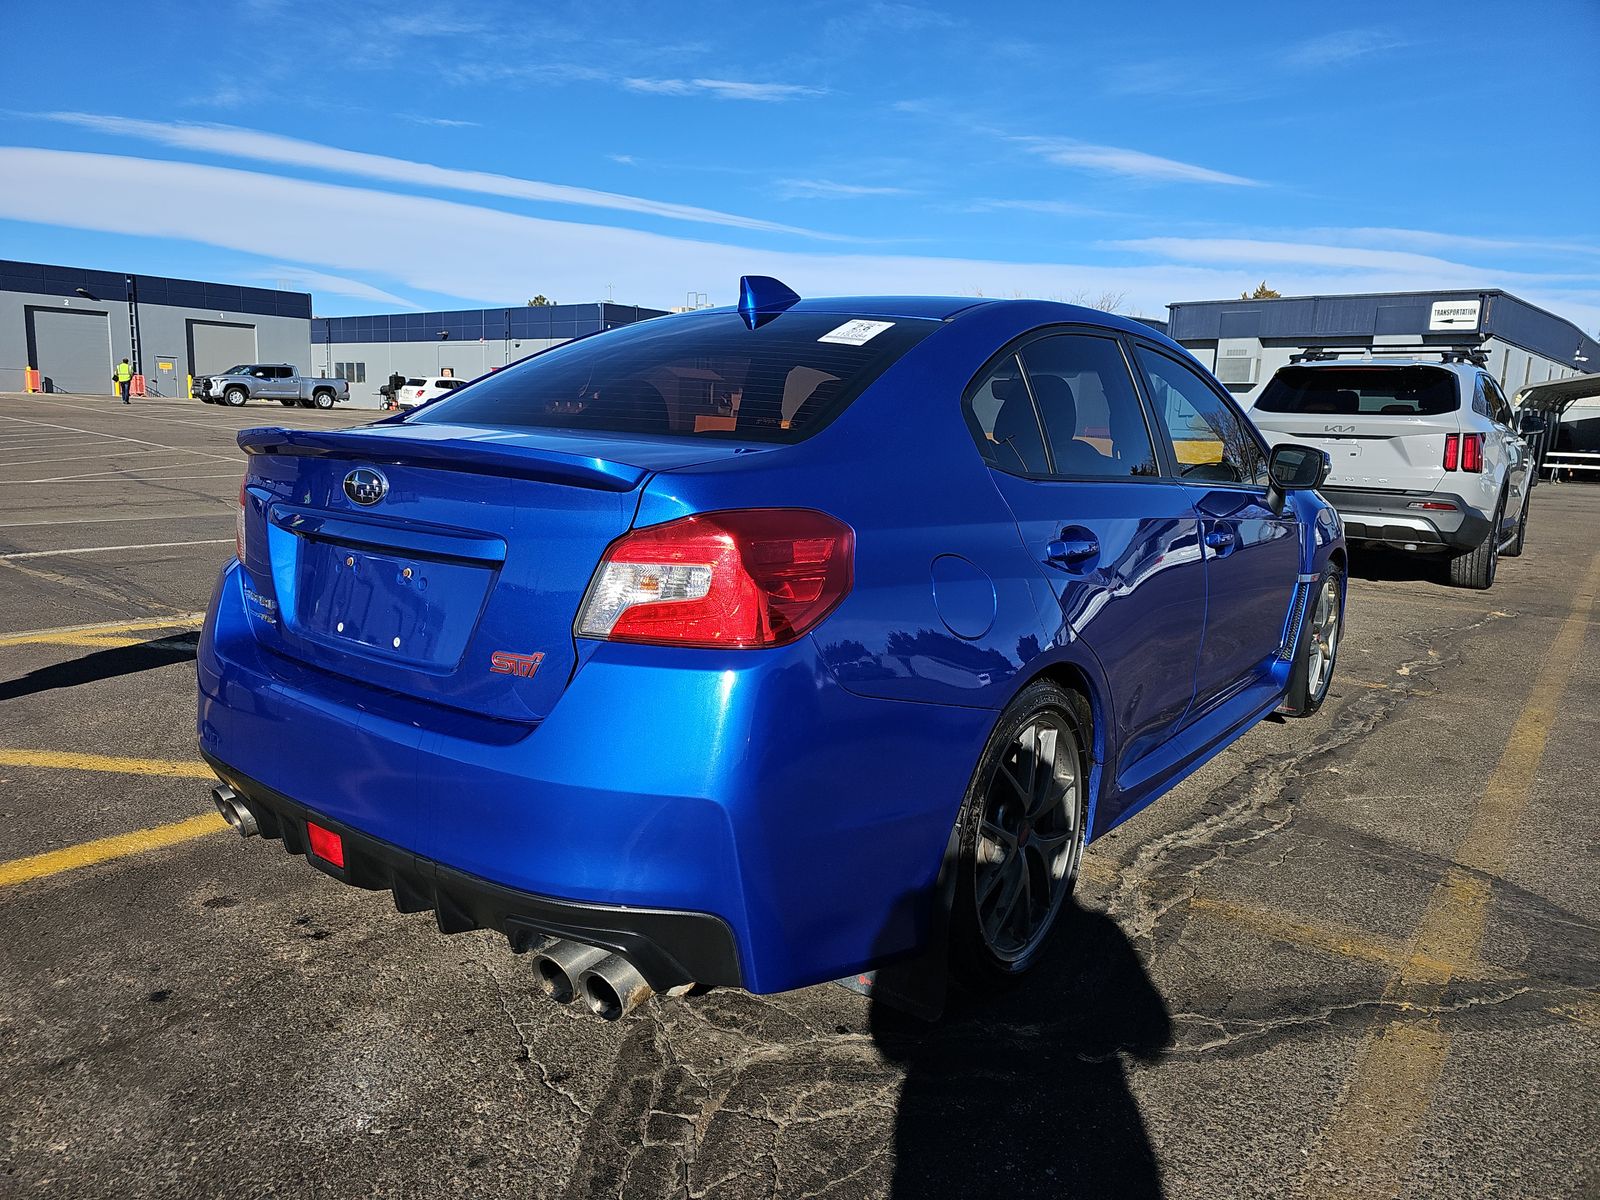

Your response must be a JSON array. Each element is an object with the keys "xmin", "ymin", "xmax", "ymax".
[{"xmin": 0, "ymin": 394, "xmax": 1597, "ymax": 1198}]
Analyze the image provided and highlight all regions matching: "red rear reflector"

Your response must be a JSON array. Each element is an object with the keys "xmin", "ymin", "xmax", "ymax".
[
  {"xmin": 306, "ymin": 821, "xmax": 345, "ymax": 868},
  {"xmin": 578, "ymin": 509, "xmax": 854, "ymax": 648},
  {"xmin": 1443, "ymin": 433, "xmax": 1460, "ymax": 471},
  {"xmin": 1460, "ymin": 432, "xmax": 1484, "ymax": 472}
]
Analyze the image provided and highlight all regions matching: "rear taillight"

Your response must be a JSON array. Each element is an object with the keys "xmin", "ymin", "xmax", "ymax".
[
  {"xmin": 577, "ymin": 509, "xmax": 854, "ymax": 648},
  {"xmin": 235, "ymin": 479, "xmax": 247, "ymax": 562},
  {"xmin": 1443, "ymin": 433, "xmax": 1484, "ymax": 472}
]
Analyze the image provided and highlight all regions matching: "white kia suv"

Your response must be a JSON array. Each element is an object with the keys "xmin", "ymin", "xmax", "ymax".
[{"xmin": 1249, "ymin": 346, "xmax": 1544, "ymax": 589}]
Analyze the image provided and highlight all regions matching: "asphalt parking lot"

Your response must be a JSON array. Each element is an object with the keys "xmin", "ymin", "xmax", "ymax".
[{"xmin": 0, "ymin": 390, "xmax": 1596, "ymax": 1199}]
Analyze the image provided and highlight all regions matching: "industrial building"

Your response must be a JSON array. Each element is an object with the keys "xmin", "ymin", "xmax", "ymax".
[
  {"xmin": 0, "ymin": 259, "xmax": 311, "ymax": 396},
  {"xmin": 1168, "ymin": 288, "xmax": 1599, "ymax": 403},
  {"xmin": 311, "ymin": 302, "xmax": 668, "ymax": 406}
]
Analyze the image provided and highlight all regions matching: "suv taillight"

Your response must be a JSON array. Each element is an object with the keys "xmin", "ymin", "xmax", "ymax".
[
  {"xmin": 1444, "ymin": 432, "xmax": 1484, "ymax": 472},
  {"xmin": 235, "ymin": 479, "xmax": 247, "ymax": 562},
  {"xmin": 577, "ymin": 509, "xmax": 854, "ymax": 648}
]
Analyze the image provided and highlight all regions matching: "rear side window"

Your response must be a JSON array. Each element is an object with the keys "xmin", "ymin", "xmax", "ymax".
[
  {"xmin": 1017, "ymin": 335, "xmax": 1157, "ymax": 478},
  {"xmin": 412, "ymin": 311, "xmax": 938, "ymax": 442},
  {"xmin": 405, "ymin": 378, "xmax": 426, "ymax": 387},
  {"xmin": 966, "ymin": 354, "xmax": 1050, "ymax": 475},
  {"xmin": 1256, "ymin": 366, "xmax": 1460, "ymax": 416}
]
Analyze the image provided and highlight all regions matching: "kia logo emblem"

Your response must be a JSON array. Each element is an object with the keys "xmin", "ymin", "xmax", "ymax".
[{"xmin": 343, "ymin": 468, "xmax": 388, "ymax": 506}]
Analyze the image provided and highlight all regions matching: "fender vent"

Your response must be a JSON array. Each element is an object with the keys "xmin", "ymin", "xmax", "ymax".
[{"xmin": 1279, "ymin": 581, "xmax": 1310, "ymax": 661}]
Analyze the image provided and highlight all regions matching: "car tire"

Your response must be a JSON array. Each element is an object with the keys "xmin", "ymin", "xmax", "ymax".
[
  {"xmin": 223, "ymin": 386, "xmax": 248, "ymax": 407},
  {"xmin": 1448, "ymin": 493, "xmax": 1503, "ymax": 589},
  {"xmin": 313, "ymin": 389, "xmax": 336, "ymax": 410},
  {"xmin": 1501, "ymin": 488, "xmax": 1531, "ymax": 558},
  {"xmin": 949, "ymin": 679, "xmax": 1090, "ymax": 989},
  {"xmin": 1280, "ymin": 561, "xmax": 1345, "ymax": 718}
]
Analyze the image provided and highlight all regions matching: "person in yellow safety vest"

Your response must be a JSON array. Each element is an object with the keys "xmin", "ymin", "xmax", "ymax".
[{"xmin": 114, "ymin": 358, "xmax": 133, "ymax": 405}]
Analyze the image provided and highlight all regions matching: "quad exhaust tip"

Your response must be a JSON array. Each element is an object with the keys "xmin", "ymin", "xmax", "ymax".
[
  {"xmin": 530, "ymin": 941, "xmax": 657, "ymax": 1019},
  {"xmin": 531, "ymin": 940, "xmax": 611, "ymax": 1005},
  {"xmin": 580, "ymin": 954, "xmax": 655, "ymax": 1021},
  {"xmin": 211, "ymin": 784, "xmax": 258, "ymax": 838}
]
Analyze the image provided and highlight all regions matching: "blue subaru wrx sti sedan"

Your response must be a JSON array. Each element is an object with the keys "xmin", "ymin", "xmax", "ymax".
[{"xmin": 198, "ymin": 278, "xmax": 1344, "ymax": 1019}]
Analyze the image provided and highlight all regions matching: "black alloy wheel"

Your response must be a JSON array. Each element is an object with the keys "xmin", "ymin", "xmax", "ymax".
[{"xmin": 952, "ymin": 680, "xmax": 1089, "ymax": 984}]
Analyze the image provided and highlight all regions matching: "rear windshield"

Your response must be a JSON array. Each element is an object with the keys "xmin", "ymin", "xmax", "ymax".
[
  {"xmin": 1255, "ymin": 365, "xmax": 1460, "ymax": 416},
  {"xmin": 409, "ymin": 310, "xmax": 938, "ymax": 441},
  {"xmin": 404, "ymin": 378, "xmax": 426, "ymax": 387}
]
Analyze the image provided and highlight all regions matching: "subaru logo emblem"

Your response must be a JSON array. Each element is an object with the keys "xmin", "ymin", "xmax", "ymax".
[{"xmin": 343, "ymin": 467, "xmax": 388, "ymax": 506}]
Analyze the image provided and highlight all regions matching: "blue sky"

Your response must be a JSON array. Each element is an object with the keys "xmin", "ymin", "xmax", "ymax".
[{"xmin": 3, "ymin": 0, "xmax": 1597, "ymax": 329}]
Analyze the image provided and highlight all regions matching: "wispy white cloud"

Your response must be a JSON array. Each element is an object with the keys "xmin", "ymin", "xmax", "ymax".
[
  {"xmin": 1017, "ymin": 137, "xmax": 1262, "ymax": 187},
  {"xmin": 8, "ymin": 148, "xmax": 1597, "ymax": 332},
  {"xmin": 966, "ymin": 198, "xmax": 1115, "ymax": 218},
  {"xmin": 1284, "ymin": 29, "xmax": 1408, "ymax": 69},
  {"xmin": 246, "ymin": 266, "xmax": 420, "ymax": 309},
  {"xmin": 1303, "ymin": 226, "xmax": 1600, "ymax": 260},
  {"xmin": 775, "ymin": 179, "xmax": 912, "ymax": 199},
  {"xmin": 34, "ymin": 112, "xmax": 842, "ymax": 240},
  {"xmin": 622, "ymin": 77, "xmax": 825, "ymax": 101},
  {"xmin": 608, "ymin": 154, "xmax": 637, "ymax": 166},
  {"xmin": 399, "ymin": 114, "xmax": 480, "ymax": 128}
]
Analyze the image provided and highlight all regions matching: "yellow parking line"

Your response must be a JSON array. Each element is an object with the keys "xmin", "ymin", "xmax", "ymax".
[
  {"xmin": 0, "ymin": 749, "xmax": 214, "ymax": 778},
  {"xmin": 0, "ymin": 613, "xmax": 204, "ymax": 648},
  {"xmin": 0, "ymin": 812, "xmax": 227, "ymax": 888},
  {"xmin": 1302, "ymin": 548, "xmax": 1600, "ymax": 1200},
  {"xmin": 1184, "ymin": 894, "xmax": 1503, "ymax": 983}
]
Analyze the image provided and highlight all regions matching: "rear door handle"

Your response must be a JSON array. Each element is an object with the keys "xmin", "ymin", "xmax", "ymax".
[
  {"xmin": 1046, "ymin": 533, "xmax": 1100, "ymax": 567},
  {"xmin": 1205, "ymin": 529, "xmax": 1236, "ymax": 550}
]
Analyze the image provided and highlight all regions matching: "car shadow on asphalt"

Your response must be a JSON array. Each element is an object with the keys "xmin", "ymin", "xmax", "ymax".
[
  {"xmin": 870, "ymin": 897, "xmax": 1172, "ymax": 1198},
  {"xmin": 0, "ymin": 633, "xmax": 197, "ymax": 703},
  {"xmin": 1345, "ymin": 546, "xmax": 1454, "ymax": 587}
]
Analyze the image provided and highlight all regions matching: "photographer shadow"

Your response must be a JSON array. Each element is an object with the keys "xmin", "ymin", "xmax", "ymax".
[{"xmin": 870, "ymin": 897, "xmax": 1172, "ymax": 1198}]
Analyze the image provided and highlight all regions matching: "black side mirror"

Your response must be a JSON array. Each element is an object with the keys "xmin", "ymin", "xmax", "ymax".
[
  {"xmin": 1516, "ymin": 409, "xmax": 1548, "ymax": 435},
  {"xmin": 1265, "ymin": 443, "xmax": 1331, "ymax": 515}
]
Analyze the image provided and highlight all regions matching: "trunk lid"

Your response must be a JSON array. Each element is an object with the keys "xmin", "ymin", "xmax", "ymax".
[
  {"xmin": 236, "ymin": 422, "xmax": 756, "ymax": 723},
  {"xmin": 1250, "ymin": 410, "xmax": 1461, "ymax": 491}
]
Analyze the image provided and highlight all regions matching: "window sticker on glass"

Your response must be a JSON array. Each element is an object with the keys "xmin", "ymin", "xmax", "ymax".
[{"xmin": 817, "ymin": 319, "xmax": 895, "ymax": 346}]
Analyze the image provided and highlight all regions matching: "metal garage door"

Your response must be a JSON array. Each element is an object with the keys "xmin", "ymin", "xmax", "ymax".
[
  {"xmin": 28, "ymin": 307, "xmax": 113, "ymax": 394},
  {"xmin": 188, "ymin": 320, "xmax": 258, "ymax": 376}
]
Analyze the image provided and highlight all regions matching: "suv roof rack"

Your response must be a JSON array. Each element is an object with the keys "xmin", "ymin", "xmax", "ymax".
[{"xmin": 1288, "ymin": 344, "xmax": 1489, "ymax": 366}]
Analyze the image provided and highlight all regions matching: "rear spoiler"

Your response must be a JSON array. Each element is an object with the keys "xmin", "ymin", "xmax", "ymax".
[{"xmin": 237, "ymin": 426, "xmax": 646, "ymax": 492}]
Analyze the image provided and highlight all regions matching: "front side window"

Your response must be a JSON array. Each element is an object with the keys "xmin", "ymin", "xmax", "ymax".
[
  {"xmin": 1136, "ymin": 346, "xmax": 1267, "ymax": 485},
  {"xmin": 1017, "ymin": 334, "xmax": 1157, "ymax": 478},
  {"xmin": 964, "ymin": 353, "xmax": 1050, "ymax": 476},
  {"xmin": 412, "ymin": 311, "xmax": 938, "ymax": 442}
]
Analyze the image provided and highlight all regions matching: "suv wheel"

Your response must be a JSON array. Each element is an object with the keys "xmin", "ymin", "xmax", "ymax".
[
  {"xmin": 222, "ymin": 385, "xmax": 248, "ymax": 407},
  {"xmin": 950, "ymin": 680, "xmax": 1089, "ymax": 988},
  {"xmin": 1501, "ymin": 488, "xmax": 1531, "ymax": 558},
  {"xmin": 1280, "ymin": 562, "xmax": 1344, "ymax": 717},
  {"xmin": 1448, "ymin": 493, "xmax": 1503, "ymax": 589}
]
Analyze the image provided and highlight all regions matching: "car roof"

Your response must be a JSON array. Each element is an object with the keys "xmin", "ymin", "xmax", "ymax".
[
  {"xmin": 687, "ymin": 295, "xmax": 1178, "ymax": 347},
  {"xmin": 1275, "ymin": 358, "xmax": 1473, "ymax": 374}
]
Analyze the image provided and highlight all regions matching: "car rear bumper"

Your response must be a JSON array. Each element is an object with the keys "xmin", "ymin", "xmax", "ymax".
[
  {"xmin": 204, "ymin": 753, "xmax": 743, "ymax": 990},
  {"xmin": 1321, "ymin": 487, "xmax": 1491, "ymax": 552},
  {"xmin": 197, "ymin": 562, "xmax": 993, "ymax": 994}
]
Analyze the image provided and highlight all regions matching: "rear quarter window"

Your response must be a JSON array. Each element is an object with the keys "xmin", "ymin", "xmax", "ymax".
[
  {"xmin": 1255, "ymin": 366, "xmax": 1460, "ymax": 416},
  {"xmin": 410, "ymin": 311, "xmax": 938, "ymax": 442}
]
